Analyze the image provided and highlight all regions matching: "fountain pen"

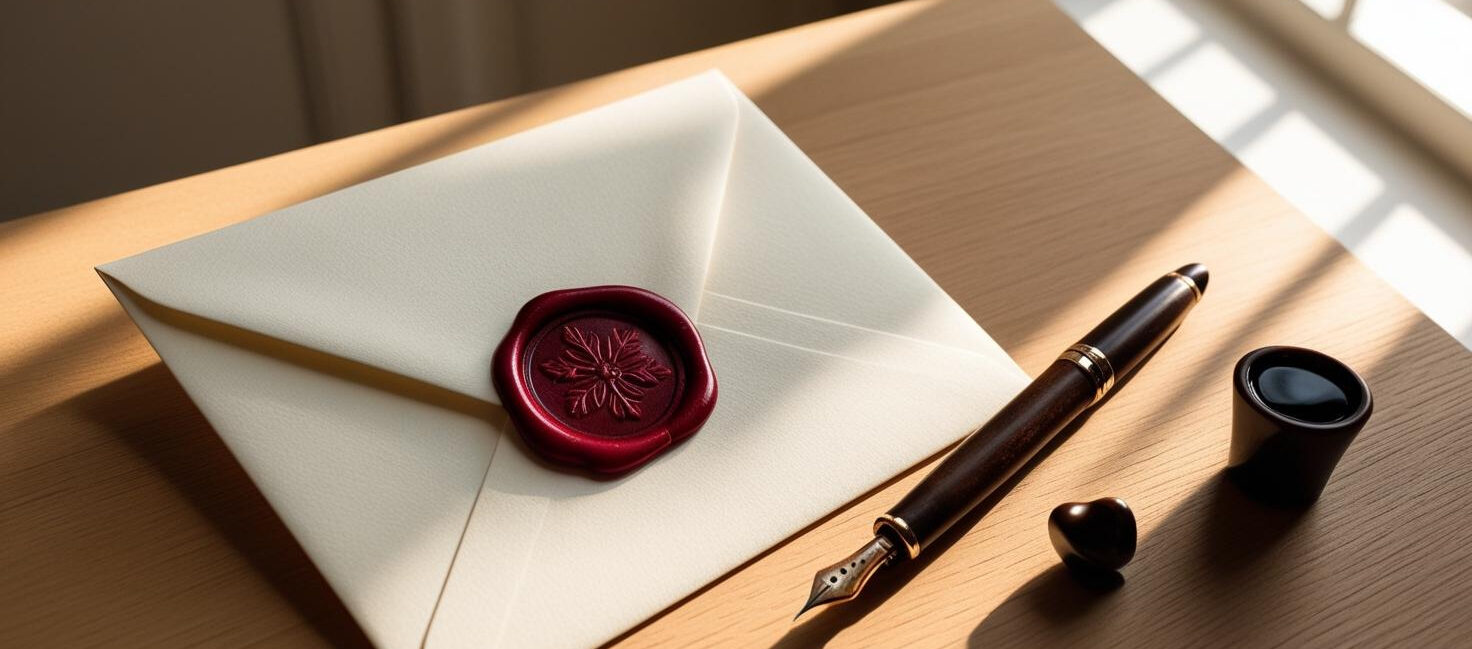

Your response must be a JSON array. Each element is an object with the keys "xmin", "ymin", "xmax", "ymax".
[{"xmin": 796, "ymin": 264, "xmax": 1209, "ymax": 619}]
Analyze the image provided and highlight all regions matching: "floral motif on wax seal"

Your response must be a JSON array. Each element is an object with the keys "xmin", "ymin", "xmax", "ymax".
[
  {"xmin": 539, "ymin": 326, "xmax": 673, "ymax": 419},
  {"xmin": 491, "ymin": 285, "xmax": 718, "ymax": 476}
]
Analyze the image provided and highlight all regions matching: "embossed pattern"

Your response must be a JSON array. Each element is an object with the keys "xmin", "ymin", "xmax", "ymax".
[{"xmin": 539, "ymin": 326, "xmax": 672, "ymax": 419}]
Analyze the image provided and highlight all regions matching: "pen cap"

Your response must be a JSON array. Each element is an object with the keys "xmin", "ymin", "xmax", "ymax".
[{"xmin": 1227, "ymin": 346, "xmax": 1372, "ymax": 507}]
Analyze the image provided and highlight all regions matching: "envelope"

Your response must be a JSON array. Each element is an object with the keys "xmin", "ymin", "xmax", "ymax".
[{"xmin": 98, "ymin": 71, "xmax": 1029, "ymax": 648}]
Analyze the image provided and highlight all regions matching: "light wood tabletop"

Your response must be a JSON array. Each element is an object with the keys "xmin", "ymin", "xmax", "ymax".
[{"xmin": 3, "ymin": 0, "xmax": 1470, "ymax": 647}]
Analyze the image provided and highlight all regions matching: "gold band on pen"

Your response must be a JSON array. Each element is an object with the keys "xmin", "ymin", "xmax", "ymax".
[
  {"xmin": 874, "ymin": 514, "xmax": 921, "ymax": 560},
  {"xmin": 1167, "ymin": 271, "xmax": 1203, "ymax": 301},
  {"xmin": 1059, "ymin": 343, "xmax": 1115, "ymax": 404}
]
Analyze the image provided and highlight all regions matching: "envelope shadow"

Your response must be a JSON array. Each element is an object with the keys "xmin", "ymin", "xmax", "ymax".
[
  {"xmin": 74, "ymin": 364, "xmax": 374, "ymax": 649},
  {"xmin": 110, "ymin": 280, "xmax": 644, "ymax": 490},
  {"xmin": 112, "ymin": 281, "xmax": 499, "ymax": 422}
]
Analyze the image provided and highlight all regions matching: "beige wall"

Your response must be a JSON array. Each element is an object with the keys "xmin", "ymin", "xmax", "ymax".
[
  {"xmin": 1, "ymin": 0, "xmax": 871, "ymax": 220},
  {"xmin": 1, "ymin": 1, "xmax": 316, "ymax": 220}
]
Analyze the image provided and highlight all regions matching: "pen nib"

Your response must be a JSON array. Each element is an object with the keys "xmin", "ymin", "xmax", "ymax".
[{"xmin": 794, "ymin": 535, "xmax": 895, "ymax": 621}]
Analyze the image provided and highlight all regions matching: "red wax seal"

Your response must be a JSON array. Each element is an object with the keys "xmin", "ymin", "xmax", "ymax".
[{"xmin": 492, "ymin": 286, "xmax": 717, "ymax": 475}]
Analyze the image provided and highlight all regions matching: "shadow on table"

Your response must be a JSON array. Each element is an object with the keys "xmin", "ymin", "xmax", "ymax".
[
  {"xmin": 766, "ymin": 356, "xmax": 1169, "ymax": 649},
  {"xmin": 76, "ymin": 364, "xmax": 373, "ymax": 649},
  {"xmin": 968, "ymin": 473, "xmax": 1307, "ymax": 647},
  {"xmin": 975, "ymin": 563, "xmax": 1123, "ymax": 635}
]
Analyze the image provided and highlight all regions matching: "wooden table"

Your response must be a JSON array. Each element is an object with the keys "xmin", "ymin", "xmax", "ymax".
[{"xmin": 4, "ymin": 0, "xmax": 1470, "ymax": 646}]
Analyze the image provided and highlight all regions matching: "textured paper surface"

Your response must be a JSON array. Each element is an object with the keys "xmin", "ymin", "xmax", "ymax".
[{"xmin": 99, "ymin": 72, "xmax": 1029, "ymax": 649}]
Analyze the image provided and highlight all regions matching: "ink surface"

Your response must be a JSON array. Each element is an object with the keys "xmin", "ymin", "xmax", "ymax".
[{"xmin": 1255, "ymin": 366, "xmax": 1351, "ymax": 423}]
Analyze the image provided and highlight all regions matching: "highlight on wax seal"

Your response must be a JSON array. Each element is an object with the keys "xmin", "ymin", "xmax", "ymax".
[{"xmin": 493, "ymin": 285, "xmax": 717, "ymax": 475}]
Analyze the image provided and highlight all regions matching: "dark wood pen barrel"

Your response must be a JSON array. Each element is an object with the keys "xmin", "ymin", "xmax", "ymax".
[
  {"xmin": 1079, "ymin": 265, "xmax": 1204, "ymax": 381},
  {"xmin": 882, "ymin": 264, "xmax": 1206, "ymax": 554},
  {"xmin": 884, "ymin": 362, "xmax": 1094, "ymax": 551}
]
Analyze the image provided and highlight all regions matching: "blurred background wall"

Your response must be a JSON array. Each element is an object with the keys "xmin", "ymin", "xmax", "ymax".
[
  {"xmin": 0, "ymin": 0, "xmax": 887, "ymax": 220},
  {"xmin": 5, "ymin": 0, "xmax": 1467, "ymax": 225}
]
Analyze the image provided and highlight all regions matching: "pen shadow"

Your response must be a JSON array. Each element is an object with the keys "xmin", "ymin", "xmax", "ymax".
[{"xmin": 768, "ymin": 354, "xmax": 1160, "ymax": 649}]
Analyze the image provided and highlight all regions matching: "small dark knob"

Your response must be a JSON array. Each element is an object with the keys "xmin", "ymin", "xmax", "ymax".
[{"xmin": 1048, "ymin": 497, "xmax": 1137, "ymax": 572}]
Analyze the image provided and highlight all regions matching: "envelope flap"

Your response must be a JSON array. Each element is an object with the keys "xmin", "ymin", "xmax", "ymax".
[
  {"xmin": 99, "ymin": 73, "xmax": 740, "ymax": 404},
  {"xmin": 704, "ymin": 85, "xmax": 1016, "ymax": 362},
  {"xmin": 421, "ymin": 82, "xmax": 1031, "ymax": 649}
]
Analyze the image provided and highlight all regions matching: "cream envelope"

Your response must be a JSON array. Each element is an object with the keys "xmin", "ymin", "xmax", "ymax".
[{"xmin": 98, "ymin": 71, "xmax": 1029, "ymax": 648}]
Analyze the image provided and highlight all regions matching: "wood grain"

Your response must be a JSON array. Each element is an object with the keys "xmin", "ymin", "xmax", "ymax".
[{"xmin": 3, "ymin": 0, "xmax": 1470, "ymax": 647}]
